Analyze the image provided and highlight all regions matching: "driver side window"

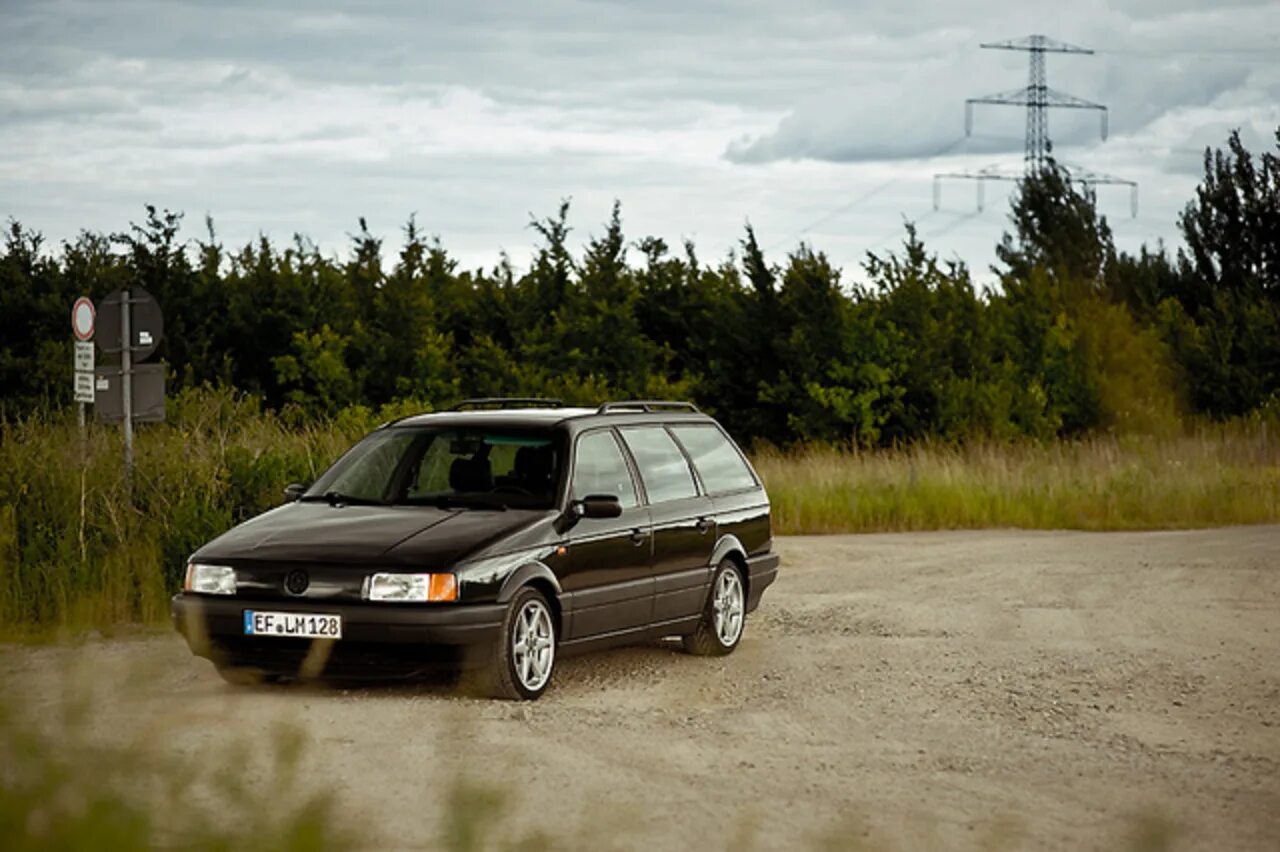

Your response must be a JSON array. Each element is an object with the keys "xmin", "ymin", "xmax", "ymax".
[{"xmin": 571, "ymin": 430, "xmax": 638, "ymax": 509}]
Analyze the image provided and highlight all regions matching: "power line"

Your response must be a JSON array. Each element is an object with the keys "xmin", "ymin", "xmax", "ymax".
[
  {"xmin": 1092, "ymin": 46, "xmax": 1280, "ymax": 57},
  {"xmin": 763, "ymin": 135, "xmax": 975, "ymax": 253},
  {"xmin": 927, "ymin": 209, "xmax": 985, "ymax": 241},
  {"xmin": 862, "ymin": 207, "xmax": 990, "ymax": 260},
  {"xmin": 864, "ymin": 211, "xmax": 942, "ymax": 256}
]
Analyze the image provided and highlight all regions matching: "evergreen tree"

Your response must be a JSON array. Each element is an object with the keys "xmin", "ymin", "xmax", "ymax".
[
  {"xmin": 996, "ymin": 160, "xmax": 1115, "ymax": 294},
  {"xmin": 1168, "ymin": 129, "xmax": 1280, "ymax": 415},
  {"xmin": 2, "ymin": 130, "xmax": 1276, "ymax": 440}
]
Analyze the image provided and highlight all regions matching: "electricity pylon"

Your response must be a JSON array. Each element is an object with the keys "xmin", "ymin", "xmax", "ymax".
[{"xmin": 934, "ymin": 34, "xmax": 1137, "ymax": 216}]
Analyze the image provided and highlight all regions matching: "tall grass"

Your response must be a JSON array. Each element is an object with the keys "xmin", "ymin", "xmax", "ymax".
[
  {"xmin": 0, "ymin": 386, "xmax": 1276, "ymax": 634},
  {"xmin": 0, "ymin": 387, "xmax": 422, "ymax": 637},
  {"xmin": 756, "ymin": 423, "xmax": 1280, "ymax": 533}
]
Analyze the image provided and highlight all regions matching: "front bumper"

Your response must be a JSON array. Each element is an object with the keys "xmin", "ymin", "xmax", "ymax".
[{"xmin": 171, "ymin": 593, "xmax": 504, "ymax": 678}]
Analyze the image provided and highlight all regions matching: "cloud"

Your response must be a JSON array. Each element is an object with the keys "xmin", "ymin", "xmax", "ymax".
[
  {"xmin": 727, "ymin": 9, "xmax": 1274, "ymax": 166},
  {"xmin": 1, "ymin": 0, "xmax": 1277, "ymax": 284},
  {"xmin": 725, "ymin": 61, "xmax": 1017, "ymax": 164},
  {"xmin": 1159, "ymin": 112, "xmax": 1280, "ymax": 176}
]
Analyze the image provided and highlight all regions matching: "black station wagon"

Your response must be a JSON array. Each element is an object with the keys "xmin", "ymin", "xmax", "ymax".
[{"xmin": 172, "ymin": 399, "xmax": 779, "ymax": 699}]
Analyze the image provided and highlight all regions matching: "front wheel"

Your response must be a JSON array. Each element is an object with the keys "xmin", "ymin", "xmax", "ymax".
[
  {"xmin": 470, "ymin": 587, "xmax": 557, "ymax": 700},
  {"xmin": 683, "ymin": 560, "xmax": 746, "ymax": 656}
]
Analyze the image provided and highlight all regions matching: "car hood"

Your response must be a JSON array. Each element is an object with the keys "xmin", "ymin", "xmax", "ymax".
[{"xmin": 191, "ymin": 501, "xmax": 548, "ymax": 568}]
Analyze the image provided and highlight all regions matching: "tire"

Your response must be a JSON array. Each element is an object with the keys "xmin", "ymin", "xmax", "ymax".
[
  {"xmin": 468, "ymin": 587, "xmax": 557, "ymax": 700},
  {"xmin": 683, "ymin": 560, "xmax": 747, "ymax": 657}
]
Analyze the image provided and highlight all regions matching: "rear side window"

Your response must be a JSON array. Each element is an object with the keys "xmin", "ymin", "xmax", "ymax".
[
  {"xmin": 671, "ymin": 425, "xmax": 757, "ymax": 494},
  {"xmin": 572, "ymin": 430, "xmax": 638, "ymax": 508},
  {"xmin": 619, "ymin": 426, "xmax": 698, "ymax": 503}
]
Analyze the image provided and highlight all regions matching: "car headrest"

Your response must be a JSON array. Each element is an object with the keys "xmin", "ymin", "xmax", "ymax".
[
  {"xmin": 449, "ymin": 457, "xmax": 493, "ymax": 492},
  {"xmin": 515, "ymin": 445, "xmax": 554, "ymax": 484}
]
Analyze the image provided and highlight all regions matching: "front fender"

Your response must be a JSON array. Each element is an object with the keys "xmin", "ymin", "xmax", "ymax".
[{"xmin": 496, "ymin": 560, "xmax": 562, "ymax": 603}]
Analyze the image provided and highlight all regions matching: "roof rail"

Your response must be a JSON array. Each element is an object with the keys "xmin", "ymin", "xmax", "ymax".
[
  {"xmin": 449, "ymin": 397, "xmax": 564, "ymax": 411},
  {"xmin": 596, "ymin": 400, "xmax": 701, "ymax": 414}
]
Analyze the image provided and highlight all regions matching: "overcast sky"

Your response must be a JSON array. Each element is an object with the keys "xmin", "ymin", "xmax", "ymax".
[{"xmin": 3, "ymin": 0, "xmax": 1278, "ymax": 283}]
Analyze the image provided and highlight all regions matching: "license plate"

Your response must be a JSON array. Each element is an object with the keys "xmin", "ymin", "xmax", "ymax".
[{"xmin": 244, "ymin": 610, "xmax": 342, "ymax": 639}]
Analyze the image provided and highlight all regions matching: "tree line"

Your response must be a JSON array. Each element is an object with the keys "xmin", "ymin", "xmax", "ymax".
[{"xmin": 1, "ymin": 128, "xmax": 1276, "ymax": 447}]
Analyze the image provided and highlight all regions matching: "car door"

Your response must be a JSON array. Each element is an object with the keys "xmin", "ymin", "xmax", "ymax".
[
  {"xmin": 562, "ymin": 428, "xmax": 654, "ymax": 640},
  {"xmin": 617, "ymin": 425, "xmax": 715, "ymax": 626}
]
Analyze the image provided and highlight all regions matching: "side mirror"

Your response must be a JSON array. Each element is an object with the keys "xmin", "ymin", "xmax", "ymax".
[
  {"xmin": 283, "ymin": 483, "xmax": 307, "ymax": 502},
  {"xmin": 573, "ymin": 494, "xmax": 623, "ymax": 519}
]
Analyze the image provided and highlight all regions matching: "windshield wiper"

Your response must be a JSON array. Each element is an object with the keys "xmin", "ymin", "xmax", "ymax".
[{"xmin": 298, "ymin": 490, "xmax": 386, "ymax": 507}]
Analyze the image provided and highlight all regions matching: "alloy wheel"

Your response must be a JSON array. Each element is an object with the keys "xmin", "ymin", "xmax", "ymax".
[
  {"xmin": 712, "ymin": 567, "xmax": 744, "ymax": 646},
  {"xmin": 511, "ymin": 598, "xmax": 555, "ymax": 691}
]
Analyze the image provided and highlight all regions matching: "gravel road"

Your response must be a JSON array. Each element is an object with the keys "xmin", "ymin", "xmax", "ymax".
[{"xmin": 4, "ymin": 527, "xmax": 1278, "ymax": 850}]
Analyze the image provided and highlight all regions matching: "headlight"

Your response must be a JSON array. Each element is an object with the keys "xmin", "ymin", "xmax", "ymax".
[
  {"xmin": 184, "ymin": 563, "xmax": 237, "ymax": 595},
  {"xmin": 364, "ymin": 573, "xmax": 457, "ymax": 603}
]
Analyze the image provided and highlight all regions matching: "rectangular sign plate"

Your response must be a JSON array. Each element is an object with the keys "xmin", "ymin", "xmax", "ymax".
[
  {"xmin": 73, "ymin": 371, "xmax": 95, "ymax": 404},
  {"xmin": 74, "ymin": 340, "xmax": 95, "ymax": 372},
  {"xmin": 93, "ymin": 364, "xmax": 166, "ymax": 424},
  {"xmin": 243, "ymin": 610, "xmax": 343, "ymax": 639}
]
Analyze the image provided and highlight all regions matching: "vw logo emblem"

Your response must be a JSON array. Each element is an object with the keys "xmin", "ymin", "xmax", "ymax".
[{"xmin": 284, "ymin": 569, "xmax": 310, "ymax": 596}]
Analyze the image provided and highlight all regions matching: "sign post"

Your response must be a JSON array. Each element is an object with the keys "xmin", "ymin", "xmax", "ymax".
[
  {"xmin": 121, "ymin": 290, "xmax": 134, "ymax": 500},
  {"xmin": 93, "ymin": 287, "xmax": 165, "ymax": 505},
  {"xmin": 71, "ymin": 296, "xmax": 96, "ymax": 563}
]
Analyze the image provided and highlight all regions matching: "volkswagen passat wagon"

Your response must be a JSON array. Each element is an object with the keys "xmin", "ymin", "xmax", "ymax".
[{"xmin": 172, "ymin": 399, "xmax": 779, "ymax": 699}]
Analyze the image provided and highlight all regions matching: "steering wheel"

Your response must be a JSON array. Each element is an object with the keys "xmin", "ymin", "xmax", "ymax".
[{"xmin": 492, "ymin": 485, "xmax": 532, "ymax": 496}]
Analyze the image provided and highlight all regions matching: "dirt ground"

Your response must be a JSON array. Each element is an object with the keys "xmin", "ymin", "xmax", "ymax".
[{"xmin": 3, "ymin": 527, "xmax": 1279, "ymax": 850}]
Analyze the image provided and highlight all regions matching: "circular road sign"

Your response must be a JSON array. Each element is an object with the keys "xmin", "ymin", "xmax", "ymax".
[
  {"xmin": 96, "ymin": 288, "xmax": 163, "ymax": 361},
  {"xmin": 72, "ymin": 296, "xmax": 96, "ymax": 341}
]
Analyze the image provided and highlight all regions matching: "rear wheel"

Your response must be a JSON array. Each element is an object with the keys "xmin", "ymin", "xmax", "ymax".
[
  {"xmin": 469, "ymin": 587, "xmax": 557, "ymax": 700},
  {"xmin": 684, "ymin": 560, "xmax": 746, "ymax": 656}
]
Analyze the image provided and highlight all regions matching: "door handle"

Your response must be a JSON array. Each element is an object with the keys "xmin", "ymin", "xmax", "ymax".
[
  {"xmin": 695, "ymin": 517, "xmax": 713, "ymax": 535},
  {"xmin": 629, "ymin": 528, "xmax": 649, "ymax": 546}
]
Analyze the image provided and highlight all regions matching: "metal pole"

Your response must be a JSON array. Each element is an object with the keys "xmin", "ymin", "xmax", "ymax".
[
  {"xmin": 77, "ymin": 366, "xmax": 87, "ymax": 564},
  {"xmin": 121, "ymin": 288, "xmax": 133, "ymax": 502},
  {"xmin": 77, "ymin": 398, "xmax": 85, "ymax": 476}
]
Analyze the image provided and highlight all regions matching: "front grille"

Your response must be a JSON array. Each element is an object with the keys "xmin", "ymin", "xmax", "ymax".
[{"xmin": 229, "ymin": 561, "xmax": 367, "ymax": 602}]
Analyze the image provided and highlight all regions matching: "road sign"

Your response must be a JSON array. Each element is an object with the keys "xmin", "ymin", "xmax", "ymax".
[
  {"xmin": 93, "ymin": 364, "xmax": 166, "ymax": 424},
  {"xmin": 74, "ymin": 371, "xmax": 95, "ymax": 404},
  {"xmin": 74, "ymin": 340, "xmax": 96, "ymax": 405},
  {"xmin": 74, "ymin": 340, "xmax": 95, "ymax": 373},
  {"xmin": 96, "ymin": 288, "xmax": 163, "ymax": 360},
  {"xmin": 91, "ymin": 288, "xmax": 167, "ymax": 503},
  {"xmin": 72, "ymin": 296, "xmax": 96, "ymax": 341}
]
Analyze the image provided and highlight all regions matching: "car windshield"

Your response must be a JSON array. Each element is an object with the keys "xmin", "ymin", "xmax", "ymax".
[{"xmin": 302, "ymin": 427, "xmax": 562, "ymax": 510}]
